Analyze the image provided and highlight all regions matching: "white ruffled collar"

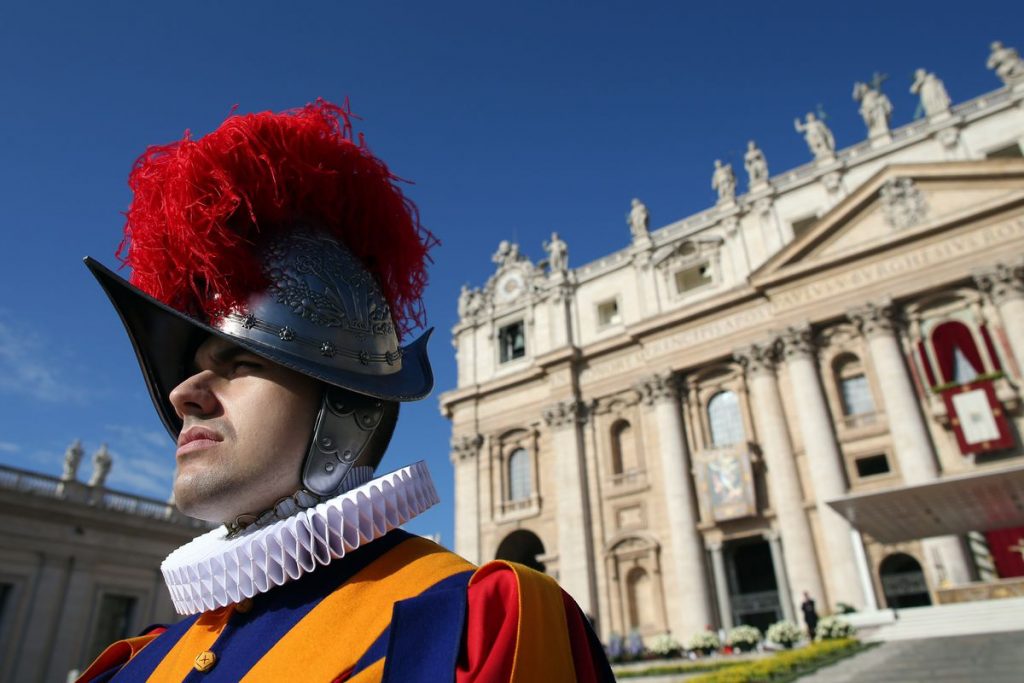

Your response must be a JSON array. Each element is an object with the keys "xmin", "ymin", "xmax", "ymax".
[{"xmin": 161, "ymin": 461, "xmax": 439, "ymax": 615}]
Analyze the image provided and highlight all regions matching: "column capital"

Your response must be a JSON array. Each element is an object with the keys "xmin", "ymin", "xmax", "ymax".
[
  {"xmin": 779, "ymin": 324, "xmax": 816, "ymax": 362},
  {"xmin": 635, "ymin": 372, "xmax": 680, "ymax": 405},
  {"xmin": 542, "ymin": 399, "xmax": 588, "ymax": 429},
  {"xmin": 847, "ymin": 300, "xmax": 899, "ymax": 338},
  {"xmin": 450, "ymin": 433, "xmax": 483, "ymax": 461},
  {"xmin": 973, "ymin": 260, "xmax": 1024, "ymax": 305},
  {"xmin": 734, "ymin": 341, "xmax": 778, "ymax": 377}
]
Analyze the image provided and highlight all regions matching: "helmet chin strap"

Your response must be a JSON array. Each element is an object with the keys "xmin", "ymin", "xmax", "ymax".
[{"xmin": 227, "ymin": 386, "xmax": 393, "ymax": 536}]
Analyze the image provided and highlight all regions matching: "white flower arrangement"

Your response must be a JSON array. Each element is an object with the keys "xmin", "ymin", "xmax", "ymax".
[
  {"xmin": 687, "ymin": 629, "xmax": 721, "ymax": 652},
  {"xmin": 726, "ymin": 624, "xmax": 762, "ymax": 650},
  {"xmin": 766, "ymin": 619, "xmax": 802, "ymax": 647},
  {"xmin": 650, "ymin": 632, "xmax": 683, "ymax": 657},
  {"xmin": 815, "ymin": 615, "xmax": 856, "ymax": 640}
]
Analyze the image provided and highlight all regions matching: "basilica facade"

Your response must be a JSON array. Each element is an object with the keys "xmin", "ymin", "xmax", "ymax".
[{"xmin": 441, "ymin": 50, "xmax": 1024, "ymax": 643}]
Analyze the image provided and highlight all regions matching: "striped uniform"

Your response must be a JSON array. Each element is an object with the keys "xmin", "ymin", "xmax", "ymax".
[{"xmin": 78, "ymin": 530, "xmax": 614, "ymax": 682}]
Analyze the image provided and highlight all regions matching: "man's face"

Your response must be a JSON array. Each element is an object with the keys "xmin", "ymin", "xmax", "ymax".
[{"xmin": 168, "ymin": 335, "xmax": 321, "ymax": 523}]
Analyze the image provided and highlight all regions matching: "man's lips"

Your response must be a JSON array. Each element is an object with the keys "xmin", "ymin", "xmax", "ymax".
[{"xmin": 177, "ymin": 426, "xmax": 224, "ymax": 457}]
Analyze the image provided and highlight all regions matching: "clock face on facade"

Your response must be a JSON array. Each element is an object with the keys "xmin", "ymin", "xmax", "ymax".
[{"xmin": 495, "ymin": 271, "xmax": 526, "ymax": 303}]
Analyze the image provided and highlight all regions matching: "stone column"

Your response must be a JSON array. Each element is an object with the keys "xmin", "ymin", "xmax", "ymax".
[
  {"xmin": 735, "ymin": 343, "xmax": 826, "ymax": 617},
  {"xmin": 779, "ymin": 325, "xmax": 866, "ymax": 609},
  {"xmin": 851, "ymin": 529, "xmax": 879, "ymax": 611},
  {"xmin": 848, "ymin": 301, "xmax": 972, "ymax": 585},
  {"xmin": 974, "ymin": 260, "xmax": 1024, "ymax": 377},
  {"xmin": 766, "ymin": 531, "xmax": 796, "ymax": 621},
  {"xmin": 451, "ymin": 433, "xmax": 484, "ymax": 564},
  {"xmin": 636, "ymin": 372, "xmax": 714, "ymax": 638},
  {"xmin": 543, "ymin": 399, "xmax": 596, "ymax": 616},
  {"xmin": 708, "ymin": 542, "xmax": 733, "ymax": 629}
]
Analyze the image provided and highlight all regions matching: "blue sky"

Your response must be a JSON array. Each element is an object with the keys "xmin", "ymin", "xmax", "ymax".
[{"xmin": 0, "ymin": 2, "xmax": 1020, "ymax": 544}]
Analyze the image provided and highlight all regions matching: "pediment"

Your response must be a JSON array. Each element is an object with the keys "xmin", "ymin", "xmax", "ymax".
[{"xmin": 753, "ymin": 160, "xmax": 1024, "ymax": 285}]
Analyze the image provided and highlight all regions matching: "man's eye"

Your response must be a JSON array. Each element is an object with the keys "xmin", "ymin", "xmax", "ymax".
[{"xmin": 231, "ymin": 360, "xmax": 262, "ymax": 373}]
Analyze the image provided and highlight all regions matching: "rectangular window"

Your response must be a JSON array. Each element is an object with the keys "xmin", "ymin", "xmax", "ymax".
[
  {"xmin": 596, "ymin": 299, "xmax": 621, "ymax": 328},
  {"xmin": 855, "ymin": 454, "xmax": 890, "ymax": 477},
  {"xmin": 0, "ymin": 582, "xmax": 11, "ymax": 624},
  {"xmin": 87, "ymin": 594, "xmax": 137, "ymax": 663},
  {"xmin": 674, "ymin": 262, "xmax": 712, "ymax": 294},
  {"xmin": 840, "ymin": 374, "xmax": 875, "ymax": 416},
  {"xmin": 498, "ymin": 321, "xmax": 526, "ymax": 363},
  {"xmin": 791, "ymin": 215, "xmax": 817, "ymax": 239}
]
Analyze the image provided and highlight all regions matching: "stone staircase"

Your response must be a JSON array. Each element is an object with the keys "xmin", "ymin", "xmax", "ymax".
[{"xmin": 857, "ymin": 596, "xmax": 1024, "ymax": 641}]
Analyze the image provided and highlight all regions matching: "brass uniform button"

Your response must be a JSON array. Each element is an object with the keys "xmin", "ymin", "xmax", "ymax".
[
  {"xmin": 235, "ymin": 598, "xmax": 253, "ymax": 614},
  {"xmin": 194, "ymin": 650, "xmax": 217, "ymax": 672}
]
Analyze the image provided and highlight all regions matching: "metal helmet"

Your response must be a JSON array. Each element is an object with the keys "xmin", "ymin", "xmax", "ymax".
[{"xmin": 86, "ymin": 102, "xmax": 436, "ymax": 520}]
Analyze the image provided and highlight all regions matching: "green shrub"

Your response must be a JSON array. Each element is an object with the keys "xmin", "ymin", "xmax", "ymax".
[{"xmin": 688, "ymin": 638, "xmax": 861, "ymax": 682}]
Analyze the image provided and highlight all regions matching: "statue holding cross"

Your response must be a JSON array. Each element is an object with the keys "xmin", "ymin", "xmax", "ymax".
[{"xmin": 853, "ymin": 73, "xmax": 893, "ymax": 138}]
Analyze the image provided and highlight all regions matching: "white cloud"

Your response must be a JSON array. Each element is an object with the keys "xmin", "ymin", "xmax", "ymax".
[
  {"xmin": 101, "ymin": 424, "xmax": 176, "ymax": 500},
  {"xmin": 0, "ymin": 318, "xmax": 89, "ymax": 403},
  {"xmin": 0, "ymin": 441, "xmax": 20, "ymax": 453}
]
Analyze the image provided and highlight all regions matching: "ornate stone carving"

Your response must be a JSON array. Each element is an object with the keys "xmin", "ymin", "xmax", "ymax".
[
  {"xmin": 712, "ymin": 159, "xmax": 736, "ymax": 205},
  {"xmin": 911, "ymin": 68, "xmax": 951, "ymax": 117},
  {"xmin": 635, "ymin": 372, "xmax": 680, "ymax": 405},
  {"xmin": 848, "ymin": 300, "xmax": 899, "ymax": 338},
  {"xmin": 987, "ymin": 41, "xmax": 1024, "ymax": 87},
  {"xmin": 779, "ymin": 325, "xmax": 816, "ymax": 361},
  {"xmin": 542, "ymin": 399, "xmax": 587, "ymax": 429},
  {"xmin": 451, "ymin": 433, "xmax": 484, "ymax": 461},
  {"xmin": 973, "ymin": 260, "xmax": 1024, "ymax": 305},
  {"xmin": 881, "ymin": 177, "xmax": 928, "ymax": 230},
  {"xmin": 794, "ymin": 112, "xmax": 835, "ymax": 161},
  {"xmin": 734, "ymin": 342, "xmax": 777, "ymax": 377},
  {"xmin": 628, "ymin": 198, "xmax": 651, "ymax": 242},
  {"xmin": 744, "ymin": 140, "xmax": 769, "ymax": 189},
  {"xmin": 754, "ymin": 196, "xmax": 773, "ymax": 217},
  {"xmin": 938, "ymin": 127, "xmax": 960, "ymax": 150},
  {"xmin": 822, "ymin": 171, "xmax": 843, "ymax": 194},
  {"xmin": 853, "ymin": 80, "xmax": 893, "ymax": 138}
]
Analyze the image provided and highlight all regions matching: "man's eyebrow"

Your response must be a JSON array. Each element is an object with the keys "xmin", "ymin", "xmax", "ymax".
[{"xmin": 191, "ymin": 343, "xmax": 252, "ymax": 373}]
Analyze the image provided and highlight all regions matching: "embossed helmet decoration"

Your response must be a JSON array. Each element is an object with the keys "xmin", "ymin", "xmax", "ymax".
[{"xmin": 85, "ymin": 100, "xmax": 437, "ymax": 511}]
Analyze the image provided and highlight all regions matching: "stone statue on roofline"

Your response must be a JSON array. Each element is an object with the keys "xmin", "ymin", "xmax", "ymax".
[
  {"xmin": 711, "ymin": 159, "xmax": 736, "ymax": 204},
  {"xmin": 491, "ymin": 239, "xmax": 523, "ymax": 269},
  {"xmin": 628, "ymin": 198, "xmax": 650, "ymax": 241},
  {"xmin": 458, "ymin": 284, "xmax": 484, "ymax": 320},
  {"xmin": 794, "ymin": 112, "xmax": 835, "ymax": 161},
  {"xmin": 543, "ymin": 231, "xmax": 568, "ymax": 273},
  {"xmin": 88, "ymin": 443, "xmax": 112, "ymax": 488},
  {"xmin": 910, "ymin": 69, "xmax": 951, "ymax": 117},
  {"xmin": 744, "ymin": 140, "xmax": 769, "ymax": 188},
  {"xmin": 61, "ymin": 439, "xmax": 84, "ymax": 481},
  {"xmin": 853, "ymin": 81, "xmax": 893, "ymax": 138},
  {"xmin": 987, "ymin": 41, "xmax": 1024, "ymax": 86}
]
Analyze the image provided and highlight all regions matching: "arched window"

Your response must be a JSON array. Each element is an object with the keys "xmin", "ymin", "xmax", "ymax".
[
  {"xmin": 508, "ymin": 448, "xmax": 531, "ymax": 501},
  {"xmin": 833, "ymin": 354, "xmax": 875, "ymax": 416},
  {"xmin": 610, "ymin": 419, "xmax": 636, "ymax": 475},
  {"xmin": 708, "ymin": 391, "xmax": 744, "ymax": 447},
  {"xmin": 625, "ymin": 566, "xmax": 654, "ymax": 630}
]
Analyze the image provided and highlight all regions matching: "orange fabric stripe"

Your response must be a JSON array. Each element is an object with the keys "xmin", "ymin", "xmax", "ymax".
[
  {"xmin": 241, "ymin": 537, "xmax": 473, "ymax": 682},
  {"xmin": 76, "ymin": 633, "xmax": 161, "ymax": 682},
  {"xmin": 148, "ymin": 606, "xmax": 234, "ymax": 683},
  {"xmin": 485, "ymin": 561, "xmax": 576, "ymax": 683}
]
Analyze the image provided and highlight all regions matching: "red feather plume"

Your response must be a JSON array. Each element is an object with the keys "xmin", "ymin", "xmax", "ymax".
[{"xmin": 117, "ymin": 99, "xmax": 437, "ymax": 339}]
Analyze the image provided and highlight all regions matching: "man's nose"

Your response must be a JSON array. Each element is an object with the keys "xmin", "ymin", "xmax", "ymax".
[{"xmin": 168, "ymin": 371, "xmax": 219, "ymax": 419}]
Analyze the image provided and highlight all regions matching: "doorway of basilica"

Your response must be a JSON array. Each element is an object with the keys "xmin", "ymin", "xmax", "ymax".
[
  {"xmin": 495, "ymin": 529, "xmax": 546, "ymax": 572},
  {"xmin": 879, "ymin": 553, "xmax": 932, "ymax": 608},
  {"xmin": 726, "ymin": 538, "xmax": 783, "ymax": 632}
]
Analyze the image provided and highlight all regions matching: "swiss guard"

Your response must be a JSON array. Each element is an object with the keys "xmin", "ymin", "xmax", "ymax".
[{"xmin": 78, "ymin": 101, "xmax": 614, "ymax": 682}]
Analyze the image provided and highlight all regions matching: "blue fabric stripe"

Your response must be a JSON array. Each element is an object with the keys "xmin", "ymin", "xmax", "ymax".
[
  {"xmin": 183, "ymin": 528, "xmax": 412, "ymax": 682},
  {"xmin": 349, "ymin": 569, "xmax": 471, "ymax": 680},
  {"xmin": 110, "ymin": 613, "xmax": 200, "ymax": 681},
  {"xmin": 380, "ymin": 570, "xmax": 472, "ymax": 683}
]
